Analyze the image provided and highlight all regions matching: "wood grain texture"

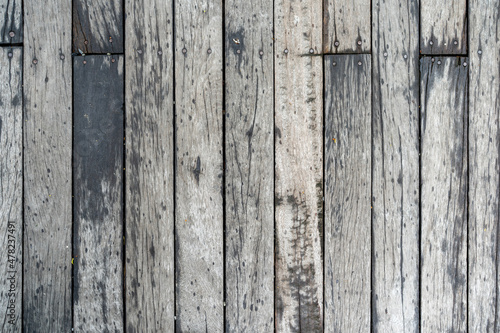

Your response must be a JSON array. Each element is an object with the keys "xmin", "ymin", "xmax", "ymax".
[
  {"xmin": 124, "ymin": 1, "xmax": 175, "ymax": 332},
  {"xmin": 468, "ymin": 2, "xmax": 500, "ymax": 331},
  {"xmin": 174, "ymin": 0, "xmax": 224, "ymax": 331},
  {"xmin": 73, "ymin": 55, "xmax": 124, "ymax": 332},
  {"xmin": 324, "ymin": 54, "xmax": 371, "ymax": 332},
  {"xmin": 323, "ymin": 0, "xmax": 370, "ymax": 53},
  {"xmin": 73, "ymin": 0, "xmax": 123, "ymax": 53},
  {"xmin": 0, "ymin": 0, "xmax": 22, "ymax": 43},
  {"xmin": 371, "ymin": 0, "xmax": 420, "ymax": 331},
  {"xmin": 274, "ymin": 0, "xmax": 323, "ymax": 330},
  {"xmin": 0, "ymin": 47, "xmax": 22, "ymax": 332},
  {"xmin": 420, "ymin": 0, "xmax": 467, "ymax": 54},
  {"xmin": 23, "ymin": 0, "xmax": 72, "ymax": 330},
  {"xmin": 224, "ymin": 0, "xmax": 274, "ymax": 331},
  {"xmin": 420, "ymin": 56, "xmax": 468, "ymax": 332}
]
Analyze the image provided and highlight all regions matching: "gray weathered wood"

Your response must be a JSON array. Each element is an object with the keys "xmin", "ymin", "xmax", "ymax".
[
  {"xmin": 420, "ymin": 0, "xmax": 467, "ymax": 54},
  {"xmin": 274, "ymin": 0, "xmax": 323, "ymax": 330},
  {"xmin": 468, "ymin": 3, "xmax": 500, "ymax": 331},
  {"xmin": 23, "ymin": 0, "xmax": 72, "ymax": 330},
  {"xmin": 0, "ymin": 47, "xmax": 22, "ymax": 332},
  {"xmin": 174, "ymin": 0, "xmax": 224, "ymax": 331},
  {"xmin": 323, "ymin": 0, "xmax": 370, "ymax": 53},
  {"xmin": 420, "ymin": 56, "xmax": 468, "ymax": 332},
  {"xmin": 73, "ymin": 55, "xmax": 124, "ymax": 332},
  {"xmin": 124, "ymin": 0, "xmax": 175, "ymax": 331},
  {"xmin": 324, "ymin": 54, "xmax": 371, "ymax": 332},
  {"xmin": 73, "ymin": 0, "xmax": 123, "ymax": 53},
  {"xmin": 224, "ymin": 0, "xmax": 274, "ymax": 331},
  {"xmin": 0, "ymin": 0, "xmax": 22, "ymax": 43},
  {"xmin": 371, "ymin": 0, "xmax": 420, "ymax": 331}
]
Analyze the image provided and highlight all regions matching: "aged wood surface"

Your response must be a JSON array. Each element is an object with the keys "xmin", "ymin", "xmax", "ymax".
[
  {"xmin": 324, "ymin": 54, "xmax": 371, "ymax": 332},
  {"xmin": 468, "ymin": 2, "xmax": 500, "ymax": 332},
  {"xmin": 323, "ymin": 0, "xmax": 370, "ymax": 53},
  {"xmin": 23, "ymin": 0, "xmax": 72, "ymax": 330},
  {"xmin": 274, "ymin": 0, "xmax": 323, "ymax": 330},
  {"xmin": 224, "ymin": 0, "xmax": 274, "ymax": 331},
  {"xmin": 0, "ymin": 47, "xmax": 22, "ymax": 332},
  {"xmin": 420, "ymin": 56, "xmax": 468, "ymax": 332},
  {"xmin": 73, "ymin": 0, "xmax": 123, "ymax": 53},
  {"xmin": 371, "ymin": 0, "xmax": 420, "ymax": 331},
  {"xmin": 0, "ymin": 0, "xmax": 22, "ymax": 44},
  {"xmin": 174, "ymin": 0, "xmax": 224, "ymax": 331},
  {"xmin": 420, "ymin": 0, "xmax": 467, "ymax": 54},
  {"xmin": 124, "ymin": 1, "xmax": 175, "ymax": 332},
  {"xmin": 73, "ymin": 55, "xmax": 124, "ymax": 332}
]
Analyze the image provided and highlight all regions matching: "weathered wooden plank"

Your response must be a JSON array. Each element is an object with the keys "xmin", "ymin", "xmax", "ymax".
[
  {"xmin": 420, "ymin": 0, "xmax": 467, "ymax": 54},
  {"xmin": 124, "ymin": 0, "xmax": 175, "ymax": 331},
  {"xmin": 420, "ymin": 56, "xmax": 468, "ymax": 332},
  {"xmin": 371, "ymin": 0, "xmax": 420, "ymax": 331},
  {"xmin": 274, "ymin": 0, "xmax": 323, "ymax": 330},
  {"xmin": 323, "ymin": 0, "xmax": 370, "ymax": 53},
  {"xmin": 224, "ymin": 0, "xmax": 274, "ymax": 331},
  {"xmin": 324, "ymin": 54, "xmax": 371, "ymax": 332},
  {"xmin": 73, "ymin": 0, "xmax": 123, "ymax": 53},
  {"xmin": 73, "ymin": 55, "xmax": 124, "ymax": 332},
  {"xmin": 468, "ymin": 3, "xmax": 500, "ymax": 331},
  {"xmin": 0, "ymin": 0, "xmax": 22, "ymax": 43},
  {"xmin": 23, "ymin": 0, "xmax": 72, "ymax": 330},
  {"xmin": 174, "ymin": 0, "xmax": 223, "ymax": 331},
  {"xmin": 0, "ymin": 47, "xmax": 22, "ymax": 332}
]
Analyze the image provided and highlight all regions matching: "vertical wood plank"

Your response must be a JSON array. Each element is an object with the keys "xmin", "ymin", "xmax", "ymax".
[
  {"xmin": 224, "ymin": 0, "xmax": 274, "ymax": 331},
  {"xmin": 420, "ymin": 0, "xmax": 467, "ymax": 54},
  {"xmin": 274, "ymin": 0, "xmax": 323, "ymax": 330},
  {"xmin": 23, "ymin": 0, "xmax": 72, "ymax": 330},
  {"xmin": 468, "ymin": 2, "xmax": 500, "ymax": 331},
  {"xmin": 73, "ymin": 0, "xmax": 123, "ymax": 53},
  {"xmin": 0, "ymin": 0, "xmax": 22, "ymax": 43},
  {"xmin": 324, "ymin": 54, "xmax": 371, "ymax": 332},
  {"xmin": 420, "ymin": 56, "xmax": 468, "ymax": 332},
  {"xmin": 0, "ymin": 47, "xmax": 22, "ymax": 332},
  {"xmin": 174, "ymin": 0, "xmax": 224, "ymax": 331},
  {"xmin": 73, "ymin": 55, "xmax": 124, "ymax": 332},
  {"xmin": 124, "ymin": 1, "xmax": 175, "ymax": 332},
  {"xmin": 323, "ymin": 0, "xmax": 371, "ymax": 53},
  {"xmin": 371, "ymin": 0, "xmax": 420, "ymax": 331}
]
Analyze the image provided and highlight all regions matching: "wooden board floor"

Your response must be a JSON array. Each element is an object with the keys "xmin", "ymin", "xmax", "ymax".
[{"xmin": 0, "ymin": 0, "xmax": 499, "ymax": 332}]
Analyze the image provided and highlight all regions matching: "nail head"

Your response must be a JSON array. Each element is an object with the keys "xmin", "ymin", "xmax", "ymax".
[
  {"xmin": 463, "ymin": 62, "xmax": 467, "ymax": 67},
  {"xmin": 32, "ymin": 59, "xmax": 38, "ymax": 64},
  {"xmin": 60, "ymin": 54, "xmax": 65, "ymax": 60},
  {"xmin": 383, "ymin": 52, "xmax": 388, "ymax": 57},
  {"xmin": 431, "ymin": 58, "xmax": 435, "ymax": 62},
  {"xmin": 309, "ymin": 48, "xmax": 314, "ymax": 54},
  {"xmin": 182, "ymin": 48, "xmax": 187, "ymax": 54},
  {"xmin": 334, "ymin": 41, "xmax": 339, "ymax": 47},
  {"xmin": 137, "ymin": 49, "xmax": 143, "ymax": 54},
  {"xmin": 284, "ymin": 48, "xmax": 289, "ymax": 54},
  {"xmin": 8, "ymin": 52, "xmax": 13, "ymax": 58},
  {"xmin": 83, "ymin": 60, "xmax": 87, "ymax": 65},
  {"xmin": 259, "ymin": 50, "xmax": 264, "ymax": 56},
  {"xmin": 357, "ymin": 40, "xmax": 362, "ymax": 46},
  {"xmin": 429, "ymin": 40, "xmax": 434, "ymax": 45},
  {"xmin": 332, "ymin": 61, "xmax": 337, "ymax": 66},
  {"xmin": 437, "ymin": 60, "xmax": 442, "ymax": 65},
  {"xmin": 158, "ymin": 50, "xmax": 163, "ymax": 55},
  {"xmin": 207, "ymin": 48, "xmax": 212, "ymax": 54},
  {"xmin": 111, "ymin": 58, "xmax": 116, "ymax": 63},
  {"xmin": 403, "ymin": 54, "xmax": 408, "ymax": 59},
  {"xmin": 358, "ymin": 61, "xmax": 362, "ymax": 66},
  {"xmin": 478, "ymin": 50, "xmax": 482, "ymax": 55},
  {"xmin": 9, "ymin": 31, "xmax": 15, "ymax": 38},
  {"xmin": 236, "ymin": 49, "xmax": 241, "ymax": 54},
  {"xmin": 454, "ymin": 40, "xmax": 458, "ymax": 45}
]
